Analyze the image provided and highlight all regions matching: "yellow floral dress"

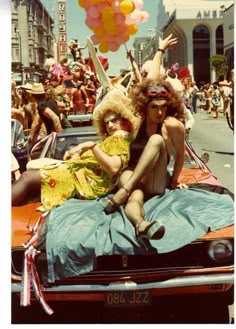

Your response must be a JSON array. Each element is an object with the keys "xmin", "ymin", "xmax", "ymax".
[{"xmin": 40, "ymin": 135, "xmax": 131, "ymax": 210}]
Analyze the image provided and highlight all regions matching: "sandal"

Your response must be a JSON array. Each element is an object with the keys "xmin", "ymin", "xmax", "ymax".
[
  {"xmin": 136, "ymin": 221, "xmax": 165, "ymax": 240},
  {"xmin": 102, "ymin": 187, "xmax": 130, "ymax": 215}
]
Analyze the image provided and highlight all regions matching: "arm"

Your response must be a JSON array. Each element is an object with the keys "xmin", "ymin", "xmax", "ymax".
[
  {"xmin": 29, "ymin": 113, "xmax": 42, "ymax": 143},
  {"xmin": 43, "ymin": 107, "xmax": 63, "ymax": 132},
  {"xmin": 63, "ymin": 141, "xmax": 122, "ymax": 177},
  {"xmin": 167, "ymin": 119, "xmax": 186, "ymax": 188},
  {"xmin": 147, "ymin": 34, "xmax": 178, "ymax": 82}
]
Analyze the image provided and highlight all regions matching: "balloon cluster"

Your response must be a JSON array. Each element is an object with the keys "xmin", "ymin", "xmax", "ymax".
[{"xmin": 77, "ymin": 0, "xmax": 149, "ymax": 53}]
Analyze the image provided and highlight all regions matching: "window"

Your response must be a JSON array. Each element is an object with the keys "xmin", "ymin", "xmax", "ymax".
[{"xmin": 193, "ymin": 25, "xmax": 210, "ymax": 85}]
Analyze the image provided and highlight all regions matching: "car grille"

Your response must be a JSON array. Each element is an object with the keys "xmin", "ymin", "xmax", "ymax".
[{"xmin": 12, "ymin": 238, "xmax": 234, "ymax": 284}]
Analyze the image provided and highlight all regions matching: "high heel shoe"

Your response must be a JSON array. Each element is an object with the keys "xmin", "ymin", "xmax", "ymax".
[
  {"xmin": 136, "ymin": 220, "xmax": 165, "ymax": 240},
  {"xmin": 102, "ymin": 187, "xmax": 130, "ymax": 215}
]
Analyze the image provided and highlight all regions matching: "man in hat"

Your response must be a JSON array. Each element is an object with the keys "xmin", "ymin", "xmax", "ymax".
[{"xmin": 29, "ymin": 83, "xmax": 63, "ymax": 142}]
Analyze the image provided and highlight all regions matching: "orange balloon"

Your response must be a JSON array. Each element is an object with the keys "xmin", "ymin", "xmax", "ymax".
[
  {"xmin": 119, "ymin": 0, "xmax": 135, "ymax": 14},
  {"xmin": 92, "ymin": 26, "xmax": 105, "ymax": 37},
  {"xmin": 126, "ymin": 24, "xmax": 138, "ymax": 35},
  {"xmin": 77, "ymin": 0, "xmax": 86, "ymax": 8},
  {"xmin": 99, "ymin": 42, "xmax": 109, "ymax": 53}
]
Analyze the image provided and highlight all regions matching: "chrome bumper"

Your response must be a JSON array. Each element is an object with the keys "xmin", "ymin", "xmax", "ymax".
[{"xmin": 12, "ymin": 273, "xmax": 234, "ymax": 293}]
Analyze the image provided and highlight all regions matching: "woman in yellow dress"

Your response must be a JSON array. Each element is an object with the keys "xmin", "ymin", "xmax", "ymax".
[{"xmin": 12, "ymin": 95, "xmax": 139, "ymax": 210}]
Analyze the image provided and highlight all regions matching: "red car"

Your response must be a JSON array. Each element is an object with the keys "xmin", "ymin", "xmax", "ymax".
[{"xmin": 12, "ymin": 131, "xmax": 234, "ymax": 324}]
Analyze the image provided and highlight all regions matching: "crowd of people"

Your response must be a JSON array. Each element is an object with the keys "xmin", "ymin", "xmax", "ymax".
[{"xmin": 11, "ymin": 34, "xmax": 234, "ymax": 240}]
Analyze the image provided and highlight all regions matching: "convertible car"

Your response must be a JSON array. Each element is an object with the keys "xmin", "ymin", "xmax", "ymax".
[{"xmin": 11, "ymin": 127, "xmax": 234, "ymax": 324}]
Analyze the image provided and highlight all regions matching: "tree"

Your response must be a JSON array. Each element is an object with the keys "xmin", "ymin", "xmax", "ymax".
[{"xmin": 209, "ymin": 55, "xmax": 228, "ymax": 80}]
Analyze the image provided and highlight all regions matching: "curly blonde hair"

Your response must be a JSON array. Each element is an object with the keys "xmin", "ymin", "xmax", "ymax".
[
  {"xmin": 92, "ymin": 94, "xmax": 139, "ymax": 138},
  {"xmin": 130, "ymin": 78, "xmax": 185, "ymax": 124}
]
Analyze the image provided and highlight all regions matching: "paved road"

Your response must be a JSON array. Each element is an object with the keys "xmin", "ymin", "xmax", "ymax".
[
  {"xmin": 190, "ymin": 109, "xmax": 234, "ymax": 192},
  {"xmin": 190, "ymin": 109, "xmax": 234, "ymax": 324}
]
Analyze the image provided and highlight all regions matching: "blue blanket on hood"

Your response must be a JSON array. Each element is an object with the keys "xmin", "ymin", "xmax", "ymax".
[{"xmin": 37, "ymin": 184, "xmax": 234, "ymax": 283}]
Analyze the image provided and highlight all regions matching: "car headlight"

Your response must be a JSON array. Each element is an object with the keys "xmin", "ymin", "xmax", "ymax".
[{"xmin": 208, "ymin": 239, "xmax": 233, "ymax": 263}]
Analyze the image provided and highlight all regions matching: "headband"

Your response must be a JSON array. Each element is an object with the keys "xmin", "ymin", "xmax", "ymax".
[{"xmin": 143, "ymin": 86, "xmax": 169, "ymax": 100}]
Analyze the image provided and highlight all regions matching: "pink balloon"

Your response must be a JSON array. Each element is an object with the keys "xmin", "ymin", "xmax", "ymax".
[
  {"xmin": 89, "ymin": 17, "xmax": 102, "ymax": 27},
  {"xmin": 91, "ymin": 34, "xmax": 100, "ymax": 45},
  {"xmin": 132, "ymin": 0, "xmax": 143, "ymax": 10},
  {"xmin": 114, "ymin": 13, "xmax": 125, "ymax": 24},
  {"xmin": 97, "ymin": 2, "xmax": 108, "ymax": 12},
  {"xmin": 125, "ymin": 10, "xmax": 142, "ymax": 25},
  {"xmin": 108, "ymin": 42, "xmax": 120, "ymax": 52},
  {"xmin": 87, "ymin": 6, "xmax": 100, "ymax": 19},
  {"xmin": 85, "ymin": 16, "xmax": 94, "ymax": 28},
  {"xmin": 141, "ymin": 11, "xmax": 149, "ymax": 23},
  {"xmin": 115, "ymin": 34, "xmax": 127, "ymax": 45},
  {"xmin": 117, "ymin": 24, "xmax": 127, "ymax": 33},
  {"xmin": 111, "ymin": 0, "xmax": 121, "ymax": 13}
]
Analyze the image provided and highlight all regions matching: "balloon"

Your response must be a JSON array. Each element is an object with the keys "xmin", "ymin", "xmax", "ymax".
[
  {"xmin": 87, "ymin": 6, "xmax": 100, "ymax": 19},
  {"xmin": 78, "ymin": 0, "xmax": 149, "ymax": 52},
  {"xmin": 141, "ymin": 11, "xmax": 149, "ymax": 23},
  {"xmin": 114, "ymin": 13, "xmax": 125, "ymax": 24},
  {"xmin": 119, "ymin": 0, "xmax": 135, "ymax": 14},
  {"xmin": 126, "ymin": 24, "xmax": 138, "ymax": 35},
  {"xmin": 91, "ymin": 34, "xmax": 100, "ymax": 45},
  {"xmin": 77, "ymin": 0, "xmax": 86, "ymax": 8},
  {"xmin": 92, "ymin": 26, "xmax": 105, "ymax": 37},
  {"xmin": 101, "ymin": 6, "xmax": 114, "ymax": 20},
  {"xmin": 108, "ymin": 42, "xmax": 120, "ymax": 52},
  {"xmin": 99, "ymin": 42, "xmax": 109, "ymax": 53},
  {"xmin": 111, "ymin": 0, "xmax": 121, "ymax": 13},
  {"xmin": 132, "ymin": 0, "xmax": 143, "ymax": 10}
]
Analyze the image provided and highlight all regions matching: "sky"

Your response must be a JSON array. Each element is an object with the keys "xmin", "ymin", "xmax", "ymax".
[{"xmin": 41, "ymin": 0, "xmax": 159, "ymax": 75}]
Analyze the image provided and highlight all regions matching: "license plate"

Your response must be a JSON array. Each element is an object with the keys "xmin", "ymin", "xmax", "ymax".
[{"xmin": 105, "ymin": 290, "xmax": 151, "ymax": 307}]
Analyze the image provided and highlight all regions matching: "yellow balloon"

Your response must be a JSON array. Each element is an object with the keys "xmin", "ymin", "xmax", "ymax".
[
  {"xmin": 90, "ymin": 0, "xmax": 99, "ymax": 4},
  {"xmin": 77, "ymin": 0, "xmax": 86, "ymax": 8},
  {"xmin": 99, "ymin": 42, "xmax": 109, "ymax": 53},
  {"xmin": 101, "ymin": 6, "xmax": 114, "ymax": 19},
  {"xmin": 119, "ymin": 0, "xmax": 135, "ymax": 14},
  {"xmin": 126, "ymin": 24, "xmax": 138, "ymax": 35}
]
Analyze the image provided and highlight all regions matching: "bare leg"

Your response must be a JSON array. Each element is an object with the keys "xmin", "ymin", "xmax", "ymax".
[
  {"xmin": 12, "ymin": 170, "xmax": 41, "ymax": 206},
  {"xmin": 112, "ymin": 134, "xmax": 167, "ymax": 204},
  {"xmin": 125, "ymin": 189, "xmax": 165, "ymax": 240}
]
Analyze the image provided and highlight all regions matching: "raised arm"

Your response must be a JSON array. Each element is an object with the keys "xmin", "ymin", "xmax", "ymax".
[{"xmin": 147, "ymin": 34, "xmax": 178, "ymax": 82}]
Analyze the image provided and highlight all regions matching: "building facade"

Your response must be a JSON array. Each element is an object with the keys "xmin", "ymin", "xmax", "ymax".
[
  {"xmin": 57, "ymin": 0, "xmax": 68, "ymax": 61},
  {"xmin": 134, "ymin": 0, "xmax": 234, "ymax": 86},
  {"xmin": 222, "ymin": 3, "xmax": 234, "ymax": 74},
  {"xmin": 11, "ymin": 0, "xmax": 55, "ymax": 82}
]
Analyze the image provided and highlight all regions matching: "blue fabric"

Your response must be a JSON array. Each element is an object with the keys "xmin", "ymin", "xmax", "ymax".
[{"xmin": 44, "ymin": 186, "xmax": 234, "ymax": 283}]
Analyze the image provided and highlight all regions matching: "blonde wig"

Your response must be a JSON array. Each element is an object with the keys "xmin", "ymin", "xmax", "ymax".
[{"xmin": 92, "ymin": 94, "xmax": 139, "ymax": 139}]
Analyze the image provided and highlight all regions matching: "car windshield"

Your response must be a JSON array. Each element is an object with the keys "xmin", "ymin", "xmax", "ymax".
[{"xmin": 11, "ymin": 119, "xmax": 26, "ymax": 147}]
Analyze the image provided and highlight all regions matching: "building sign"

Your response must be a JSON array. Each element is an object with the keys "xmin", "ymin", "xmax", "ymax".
[{"xmin": 196, "ymin": 10, "xmax": 224, "ymax": 19}]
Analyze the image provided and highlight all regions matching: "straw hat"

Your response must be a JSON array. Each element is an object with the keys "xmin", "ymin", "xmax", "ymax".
[
  {"xmin": 20, "ymin": 82, "xmax": 32, "ymax": 90},
  {"xmin": 30, "ymin": 83, "xmax": 45, "ymax": 94}
]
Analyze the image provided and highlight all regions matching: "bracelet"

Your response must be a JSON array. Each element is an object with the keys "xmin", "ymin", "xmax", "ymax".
[{"xmin": 157, "ymin": 48, "xmax": 165, "ymax": 54}]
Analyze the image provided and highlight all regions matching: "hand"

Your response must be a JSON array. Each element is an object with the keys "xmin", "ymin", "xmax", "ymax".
[{"xmin": 159, "ymin": 33, "xmax": 178, "ymax": 51}]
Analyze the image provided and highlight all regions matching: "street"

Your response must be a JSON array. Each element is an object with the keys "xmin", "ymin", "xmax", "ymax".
[
  {"xmin": 190, "ymin": 109, "xmax": 234, "ymax": 193},
  {"xmin": 190, "ymin": 109, "xmax": 234, "ymax": 323}
]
